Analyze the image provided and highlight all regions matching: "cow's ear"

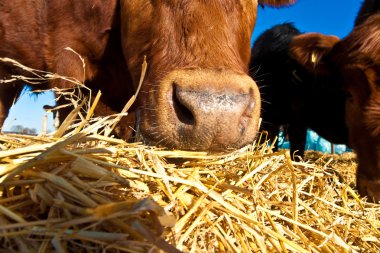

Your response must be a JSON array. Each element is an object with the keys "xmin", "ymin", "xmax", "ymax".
[
  {"xmin": 259, "ymin": 0, "xmax": 297, "ymax": 7},
  {"xmin": 289, "ymin": 33, "xmax": 340, "ymax": 75}
]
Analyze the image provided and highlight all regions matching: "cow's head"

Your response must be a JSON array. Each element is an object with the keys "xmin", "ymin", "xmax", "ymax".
[
  {"xmin": 119, "ymin": 0, "xmax": 295, "ymax": 151},
  {"xmin": 289, "ymin": 16, "xmax": 380, "ymax": 202}
]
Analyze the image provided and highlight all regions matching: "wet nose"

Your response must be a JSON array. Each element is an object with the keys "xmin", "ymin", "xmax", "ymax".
[
  {"xmin": 163, "ymin": 70, "xmax": 260, "ymax": 151},
  {"xmin": 139, "ymin": 69, "xmax": 261, "ymax": 151},
  {"xmin": 172, "ymin": 83, "xmax": 256, "ymax": 140}
]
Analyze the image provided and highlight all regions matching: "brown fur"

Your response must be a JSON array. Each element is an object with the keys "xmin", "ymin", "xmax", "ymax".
[
  {"xmin": 290, "ymin": 33, "xmax": 340, "ymax": 75},
  {"xmin": 0, "ymin": 0, "xmax": 296, "ymax": 151},
  {"xmin": 289, "ymin": 9, "xmax": 380, "ymax": 202},
  {"xmin": 333, "ymin": 15, "xmax": 380, "ymax": 202},
  {"xmin": 259, "ymin": 0, "xmax": 296, "ymax": 7}
]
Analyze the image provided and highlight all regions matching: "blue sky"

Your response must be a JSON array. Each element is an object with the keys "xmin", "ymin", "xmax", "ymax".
[
  {"xmin": 2, "ymin": 88, "xmax": 56, "ymax": 133},
  {"xmin": 2, "ymin": 0, "xmax": 363, "ymax": 133},
  {"xmin": 252, "ymin": 0, "xmax": 362, "ymax": 42}
]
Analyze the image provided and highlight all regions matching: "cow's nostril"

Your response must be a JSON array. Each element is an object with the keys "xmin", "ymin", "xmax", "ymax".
[{"xmin": 172, "ymin": 84, "xmax": 195, "ymax": 125}]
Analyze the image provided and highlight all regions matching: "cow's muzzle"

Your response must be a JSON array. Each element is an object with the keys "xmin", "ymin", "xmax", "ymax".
[{"xmin": 140, "ymin": 69, "xmax": 261, "ymax": 152}]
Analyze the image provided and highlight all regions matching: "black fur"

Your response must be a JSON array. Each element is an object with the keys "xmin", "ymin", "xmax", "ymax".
[{"xmin": 250, "ymin": 23, "xmax": 348, "ymax": 159}]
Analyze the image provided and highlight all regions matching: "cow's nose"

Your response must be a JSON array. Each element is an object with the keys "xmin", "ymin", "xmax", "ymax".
[
  {"xmin": 139, "ymin": 69, "xmax": 261, "ymax": 151},
  {"xmin": 159, "ymin": 70, "xmax": 260, "ymax": 151},
  {"xmin": 172, "ymin": 83, "xmax": 255, "ymax": 138}
]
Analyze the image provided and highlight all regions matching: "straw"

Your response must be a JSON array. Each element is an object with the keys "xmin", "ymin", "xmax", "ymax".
[{"xmin": 1, "ymin": 57, "xmax": 379, "ymax": 252}]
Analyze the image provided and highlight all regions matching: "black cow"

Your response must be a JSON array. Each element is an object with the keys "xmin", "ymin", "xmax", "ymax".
[{"xmin": 249, "ymin": 23, "xmax": 348, "ymax": 159}]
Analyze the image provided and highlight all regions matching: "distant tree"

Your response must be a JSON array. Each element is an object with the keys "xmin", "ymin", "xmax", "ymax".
[
  {"xmin": 10, "ymin": 125, "xmax": 23, "ymax": 133},
  {"xmin": 10, "ymin": 125, "xmax": 37, "ymax": 135}
]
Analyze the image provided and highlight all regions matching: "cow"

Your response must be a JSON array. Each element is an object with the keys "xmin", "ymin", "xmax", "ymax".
[
  {"xmin": 289, "ymin": 0, "xmax": 380, "ymax": 202},
  {"xmin": 0, "ymin": 0, "xmax": 298, "ymax": 152},
  {"xmin": 249, "ymin": 23, "xmax": 348, "ymax": 159}
]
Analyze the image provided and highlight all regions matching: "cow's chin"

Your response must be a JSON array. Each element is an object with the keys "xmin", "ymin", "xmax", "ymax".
[
  {"xmin": 137, "ymin": 69, "xmax": 261, "ymax": 152},
  {"xmin": 353, "ymin": 140, "xmax": 380, "ymax": 203},
  {"xmin": 357, "ymin": 174, "xmax": 380, "ymax": 203}
]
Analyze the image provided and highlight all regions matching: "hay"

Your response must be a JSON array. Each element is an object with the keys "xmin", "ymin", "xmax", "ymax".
[
  {"xmin": 1, "ymin": 128, "xmax": 380, "ymax": 252},
  {"xmin": 1, "ymin": 57, "xmax": 379, "ymax": 252}
]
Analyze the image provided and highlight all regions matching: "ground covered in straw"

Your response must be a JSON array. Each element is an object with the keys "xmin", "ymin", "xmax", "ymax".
[{"xmin": 1, "ymin": 129, "xmax": 379, "ymax": 252}]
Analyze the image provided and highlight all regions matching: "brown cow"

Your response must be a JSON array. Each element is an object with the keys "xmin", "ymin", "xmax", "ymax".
[
  {"xmin": 289, "ymin": 0, "xmax": 380, "ymax": 202},
  {"xmin": 0, "ymin": 0, "xmax": 296, "ymax": 152}
]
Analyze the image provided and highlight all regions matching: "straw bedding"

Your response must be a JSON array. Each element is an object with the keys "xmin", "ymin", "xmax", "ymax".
[
  {"xmin": 1, "ymin": 128, "xmax": 379, "ymax": 252},
  {"xmin": 0, "ymin": 58, "xmax": 379, "ymax": 252}
]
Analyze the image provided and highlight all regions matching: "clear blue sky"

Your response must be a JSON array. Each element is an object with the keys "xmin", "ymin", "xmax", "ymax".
[
  {"xmin": 252, "ymin": 0, "xmax": 362, "ymax": 43},
  {"xmin": 3, "ymin": 0, "xmax": 363, "ymax": 133}
]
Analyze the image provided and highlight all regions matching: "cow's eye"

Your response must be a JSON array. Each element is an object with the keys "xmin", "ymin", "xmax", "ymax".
[{"xmin": 345, "ymin": 90, "xmax": 354, "ymax": 102}]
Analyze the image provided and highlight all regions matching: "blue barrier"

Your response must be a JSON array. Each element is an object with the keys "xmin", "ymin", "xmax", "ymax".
[{"xmin": 277, "ymin": 130, "xmax": 351, "ymax": 154}]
